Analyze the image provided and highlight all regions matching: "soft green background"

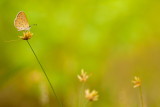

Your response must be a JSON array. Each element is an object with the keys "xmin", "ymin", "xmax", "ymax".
[{"xmin": 0, "ymin": 0, "xmax": 160, "ymax": 107}]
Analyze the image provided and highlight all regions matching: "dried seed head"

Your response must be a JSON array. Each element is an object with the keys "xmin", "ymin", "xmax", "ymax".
[
  {"xmin": 132, "ymin": 76, "xmax": 141, "ymax": 88},
  {"xmin": 77, "ymin": 69, "xmax": 90, "ymax": 82},
  {"xmin": 85, "ymin": 89, "xmax": 99, "ymax": 101},
  {"xmin": 19, "ymin": 31, "xmax": 33, "ymax": 40}
]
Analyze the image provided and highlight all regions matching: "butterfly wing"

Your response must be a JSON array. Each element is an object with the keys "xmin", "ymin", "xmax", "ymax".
[{"xmin": 14, "ymin": 11, "xmax": 30, "ymax": 31}]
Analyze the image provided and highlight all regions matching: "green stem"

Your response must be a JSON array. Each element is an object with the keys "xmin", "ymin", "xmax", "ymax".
[
  {"xmin": 79, "ymin": 83, "xmax": 85, "ymax": 107},
  {"xmin": 139, "ymin": 86, "xmax": 143, "ymax": 107},
  {"xmin": 26, "ymin": 40, "xmax": 62, "ymax": 107},
  {"xmin": 84, "ymin": 100, "xmax": 89, "ymax": 107}
]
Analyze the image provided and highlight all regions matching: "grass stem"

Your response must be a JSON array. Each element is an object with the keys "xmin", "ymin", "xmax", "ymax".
[
  {"xmin": 79, "ymin": 83, "xmax": 85, "ymax": 107},
  {"xmin": 84, "ymin": 100, "xmax": 89, "ymax": 107},
  {"xmin": 139, "ymin": 86, "xmax": 143, "ymax": 107},
  {"xmin": 26, "ymin": 40, "xmax": 62, "ymax": 107}
]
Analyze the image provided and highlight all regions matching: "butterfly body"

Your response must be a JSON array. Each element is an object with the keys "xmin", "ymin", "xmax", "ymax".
[{"xmin": 14, "ymin": 11, "xmax": 31, "ymax": 31}]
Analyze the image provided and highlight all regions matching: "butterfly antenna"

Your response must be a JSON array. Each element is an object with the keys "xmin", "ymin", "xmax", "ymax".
[{"xmin": 29, "ymin": 24, "xmax": 37, "ymax": 27}]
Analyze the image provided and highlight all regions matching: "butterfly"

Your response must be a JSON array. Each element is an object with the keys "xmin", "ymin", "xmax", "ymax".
[{"xmin": 14, "ymin": 11, "xmax": 31, "ymax": 31}]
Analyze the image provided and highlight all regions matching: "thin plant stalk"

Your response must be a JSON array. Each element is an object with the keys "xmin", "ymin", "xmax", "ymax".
[
  {"xmin": 139, "ymin": 86, "xmax": 143, "ymax": 107},
  {"xmin": 79, "ymin": 83, "xmax": 85, "ymax": 107},
  {"xmin": 26, "ymin": 40, "xmax": 62, "ymax": 107},
  {"xmin": 84, "ymin": 100, "xmax": 89, "ymax": 107}
]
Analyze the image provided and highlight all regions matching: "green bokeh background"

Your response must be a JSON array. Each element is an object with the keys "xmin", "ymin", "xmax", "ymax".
[{"xmin": 0, "ymin": 0, "xmax": 160, "ymax": 107}]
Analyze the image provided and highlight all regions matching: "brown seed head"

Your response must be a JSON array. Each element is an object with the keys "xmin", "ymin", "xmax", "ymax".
[{"xmin": 19, "ymin": 31, "xmax": 33, "ymax": 40}]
